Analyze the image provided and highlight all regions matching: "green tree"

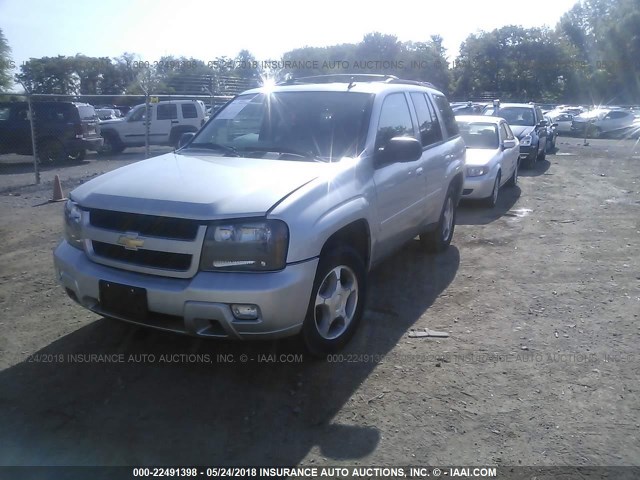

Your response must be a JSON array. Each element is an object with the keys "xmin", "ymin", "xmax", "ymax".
[
  {"xmin": 16, "ymin": 56, "xmax": 79, "ymax": 94},
  {"xmin": 0, "ymin": 28, "xmax": 12, "ymax": 91}
]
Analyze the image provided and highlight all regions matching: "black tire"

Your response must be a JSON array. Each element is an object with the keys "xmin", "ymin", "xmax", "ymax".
[
  {"xmin": 38, "ymin": 139, "xmax": 65, "ymax": 164},
  {"xmin": 537, "ymin": 143, "xmax": 546, "ymax": 162},
  {"xmin": 170, "ymin": 128, "xmax": 195, "ymax": 148},
  {"xmin": 302, "ymin": 246, "xmax": 367, "ymax": 356},
  {"xmin": 100, "ymin": 133, "xmax": 125, "ymax": 155},
  {"xmin": 506, "ymin": 159, "xmax": 519, "ymax": 187},
  {"xmin": 67, "ymin": 148, "xmax": 86, "ymax": 162},
  {"xmin": 483, "ymin": 172, "xmax": 501, "ymax": 208},
  {"xmin": 420, "ymin": 186, "xmax": 456, "ymax": 253}
]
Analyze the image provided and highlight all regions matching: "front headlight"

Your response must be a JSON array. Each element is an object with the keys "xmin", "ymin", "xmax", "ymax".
[
  {"xmin": 519, "ymin": 134, "xmax": 532, "ymax": 146},
  {"xmin": 466, "ymin": 166, "xmax": 488, "ymax": 177},
  {"xmin": 64, "ymin": 199, "xmax": 84, "ymax": 250},
  {"xmin": 200, "ymin": 219, "xmax": 289, "ymax": 272}
]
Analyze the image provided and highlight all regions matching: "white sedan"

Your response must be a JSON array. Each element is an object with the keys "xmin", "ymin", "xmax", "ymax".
[{"xmin": 456, "ymin": 115, "xmax": 520, "ymax": 207}]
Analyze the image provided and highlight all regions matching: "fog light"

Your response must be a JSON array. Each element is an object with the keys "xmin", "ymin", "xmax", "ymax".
[{"xmin": 231, "ymin": 304, "xmax": 259, "ymax": 320}]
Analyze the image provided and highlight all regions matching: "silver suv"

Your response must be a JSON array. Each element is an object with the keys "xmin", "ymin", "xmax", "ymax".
[
  {"xmin": 54, "ymin": 74, "xmax": 465, "ymax": 354},
  {"xmin": 99, "ymin": 99, "xmax": 207, "ymax": 153}
]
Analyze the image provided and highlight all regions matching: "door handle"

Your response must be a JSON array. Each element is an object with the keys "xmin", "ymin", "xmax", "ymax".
[
  {"xmin": 171, "ymin": 120, "xmax": 179, "ymax": 124},
  {"xmin": 416, "ymin": 167, "xmax": 424, "ymax": 176}
]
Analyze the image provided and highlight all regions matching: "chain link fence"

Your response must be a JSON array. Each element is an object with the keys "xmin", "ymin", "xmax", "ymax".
[{"xmin": 0, "ymin": 76, "xmax": 258, "ymax": 184}]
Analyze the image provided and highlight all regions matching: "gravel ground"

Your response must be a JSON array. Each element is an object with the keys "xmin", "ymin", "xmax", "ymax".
[{"xmin": 0, "ymin": 137, "xmax": 639, "ymax": 470}]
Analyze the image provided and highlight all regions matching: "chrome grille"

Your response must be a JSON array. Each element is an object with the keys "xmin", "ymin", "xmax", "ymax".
[{"xmin": 82, "ymin": 209, "xmax": 206, "ymax": 278}]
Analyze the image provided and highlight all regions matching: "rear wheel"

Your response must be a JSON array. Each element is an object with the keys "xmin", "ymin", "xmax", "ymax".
[
  {"xmin": 302, "ymin": 246, "xmax": 366, "ymax": 356},
  {"xmin": 420, "ymin": 186, "xmax": 456, "ymax": 253},
  {"xmin": 67, "ymin": 148, "xmax": 86, "ymax": 162},
  {"xmin": 38, "ymin": 139, "xmax": 65, "ymax": 164}
]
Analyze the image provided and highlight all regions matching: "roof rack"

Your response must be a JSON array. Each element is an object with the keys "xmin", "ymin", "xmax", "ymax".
[{"xmin": 277, "ymin": 74, "xmax": 435, "ymax": 89}]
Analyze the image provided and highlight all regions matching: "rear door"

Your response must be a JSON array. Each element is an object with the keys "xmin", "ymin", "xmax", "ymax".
[
  {"xmin": 152, "ymin": 103, "xmax": 177, "ymax": 143},
  {"xmin": 409, "ymin": 92, "xmax": 447, "ymax": 224}
]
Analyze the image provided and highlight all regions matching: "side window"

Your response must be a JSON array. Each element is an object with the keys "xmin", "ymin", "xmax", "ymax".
[
  {"xmin": 16, "ymin": 107, "xmax": 31, "ymax": 121},
  {"xmin": 410, "ymin": 93, "xmax": 442, "ymax": 147},
  {"xmin": 432, "ymin": 94, "xmax": 459, "ymax": 138},
  {"xmin": 129, "ymin": 106, "xmax": 146, "ymax": 122},
  {"xmin": 0, "ymin": 107, "xmax": 11, "ymax": 121},
  {"xmin": 375, "ymin": 93, "xmax": 414, "ymax": 151},
  {"xmin": 500, "ymin": 123, "xmax": 508, "ymax": 141},
  {"xmin": 500, "ymin": 122, "xmax": 515, "ymax": 140},
  {"xmin": 535, "ymin": 107, "xmax": 544, "ymax": 122},
  {"xmin": 608, "ymin": 111, "xmax": 628, "ymax": 119},
  {"xmin": 181, "ymin": 103, "xmax": 198, "ymax": 119},
  {"xmin": 157, "ymin": 104, "xmax": 178, "ymax": 120}
]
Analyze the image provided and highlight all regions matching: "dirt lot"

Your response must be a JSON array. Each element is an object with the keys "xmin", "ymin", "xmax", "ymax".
[{"xmin": 0, "ymin": 138, "xmax": 639, "ymax": 470}]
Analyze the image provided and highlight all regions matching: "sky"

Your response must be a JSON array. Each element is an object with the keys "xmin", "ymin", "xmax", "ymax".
[{"xmin": 1, "ymin": 0, "xmax": 579, "ymax": 71}]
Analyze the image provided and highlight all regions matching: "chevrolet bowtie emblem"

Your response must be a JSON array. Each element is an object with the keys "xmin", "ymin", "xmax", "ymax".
[{"xmin": 117, "ymin": 234, "xmax": 145, "ymax": 251}]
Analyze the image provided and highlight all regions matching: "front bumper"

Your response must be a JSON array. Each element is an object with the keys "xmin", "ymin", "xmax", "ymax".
[
  {"xmin": 462, "ymin": 171, "xmax": 498, "ymax": 199},
  {"xmin": 53, "ymin": 241, "xmax": 318, "ymax": 339},
  {"xmin": 518, "ymin": 144, "xmax": 537, "ymax": 160}
]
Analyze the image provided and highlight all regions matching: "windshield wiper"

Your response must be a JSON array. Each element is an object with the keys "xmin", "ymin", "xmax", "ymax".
[
  {"xmin": 240, "ymin": 146, "xmax": 325, "ymax": 162},
  {"xmin": 184, "ymin": 142, "xmax": 240, "ymax": 156}
]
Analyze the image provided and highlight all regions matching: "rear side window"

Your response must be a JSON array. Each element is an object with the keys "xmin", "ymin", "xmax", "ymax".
[
  {"xmin": 375, "ymin": 93, "xmax": 414, "ymax": 150},
  {"xmin": 181, "ymin": 103, "xmax": 198, "ymax": 119},
  {"xmin": 77, "ymin": 105, "xmax": 97, "ymax": 121},
  {"xmin": 432, "ymin": 94, "xmax": 459, "ymax": 138},
  {"xmin": 410, "ymin": 93, "xmax": 443, "ymax": 147},
  {"xmin": 607, "ymin": 111, "xmax": 629, "ymax": 119},
  {"xmin": 37, "ymin": 104, "xmax": 72, "ymax": 123},
  {"xmin": 0, "ymin": 107, "xmax": 10, "ymax": 121},
  {"xmin": 157, "ymin": 104, "xmax": 178, "ymax": 120}
]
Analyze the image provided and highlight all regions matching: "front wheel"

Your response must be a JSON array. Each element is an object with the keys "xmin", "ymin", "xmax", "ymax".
[
  {"xmin": 483, "ymin": 172, "xmax": 501, "ymax": 208},
  {"xmin": 100, "ymin": 134, "xmax": 125, "ymax": 155},
  {"xmin": 302, "ymin": 246, "xmax": 366, "ymax": 356},
  {"xmin": 537, "ymin": 144, "xmax": 546, "ymax": 162},
  {"xmin": 506, "ymin": 159, "xmax": 519, "ymax": 187},
  {"xmin": 420, "ymin": 186, "xmax": 456, "ymax": 253}
]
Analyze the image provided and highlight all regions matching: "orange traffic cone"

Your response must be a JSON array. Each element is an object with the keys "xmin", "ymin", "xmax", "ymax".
[{"xmin": 51, "ymin": 174, "xmax": 66, "ymax": 202}]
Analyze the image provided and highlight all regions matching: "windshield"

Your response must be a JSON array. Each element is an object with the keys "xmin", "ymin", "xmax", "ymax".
[
  {"xmin": 458, "ymin": 122, "xmax": 499, "ymax": 149},
  {"xmin": 490, "ymin": 107, "xmax": 536, "ymax": 126},
  {"xmin": 188, "ymin": 91, "xmax": 373, "ymax": 161}
]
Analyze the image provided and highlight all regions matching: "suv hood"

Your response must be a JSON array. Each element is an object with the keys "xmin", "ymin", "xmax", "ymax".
[
  {"xmin": 70, "ymin": 152, "xmax": 326, "ymax": 218},
  {"xmin": 510, "ymin": 126, "xmax": 535, "ymax": 138}
]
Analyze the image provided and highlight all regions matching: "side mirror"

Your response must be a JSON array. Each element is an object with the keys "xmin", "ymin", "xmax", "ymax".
[
  {"xmin": 538, "ymin": 120, "xmax": 548, "ymax": 127},
  {"xmin": 502, "ymin": 139, "xmax": 517, "ymax": 150},
  {"xmin": 178, "ymin": 132, "xmax": 195, "ymax": 148},
  {"xmin": 551, "ymin": 123, "xmax": 558, "ymax": 128},
  {"xmin": 376, "ymin": 136, "xmax": 422, "ymax": 166}
]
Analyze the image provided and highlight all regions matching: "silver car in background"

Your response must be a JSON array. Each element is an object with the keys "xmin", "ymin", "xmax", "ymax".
[
  {"xmin": 457, "ymin": 115, "xmax": 520, "ymax": 207},
  {"xmin": 571, "ymin": 108, "xmax": 637, "ymax": 137}
]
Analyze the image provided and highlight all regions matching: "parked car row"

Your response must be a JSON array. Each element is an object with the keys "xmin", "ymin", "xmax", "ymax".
[{"xmin": 0, "ymin": 99, "xmax": 209, "ymax": 163}]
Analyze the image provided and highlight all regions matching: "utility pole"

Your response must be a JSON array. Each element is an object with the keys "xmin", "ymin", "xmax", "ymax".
[
  {"xmin": 18, "ymin": 81, "xmax": 40, "ymax": 185},
  {"xmin": 138, "ymin": 70, "xmax": 151, "ymax": 159}
]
